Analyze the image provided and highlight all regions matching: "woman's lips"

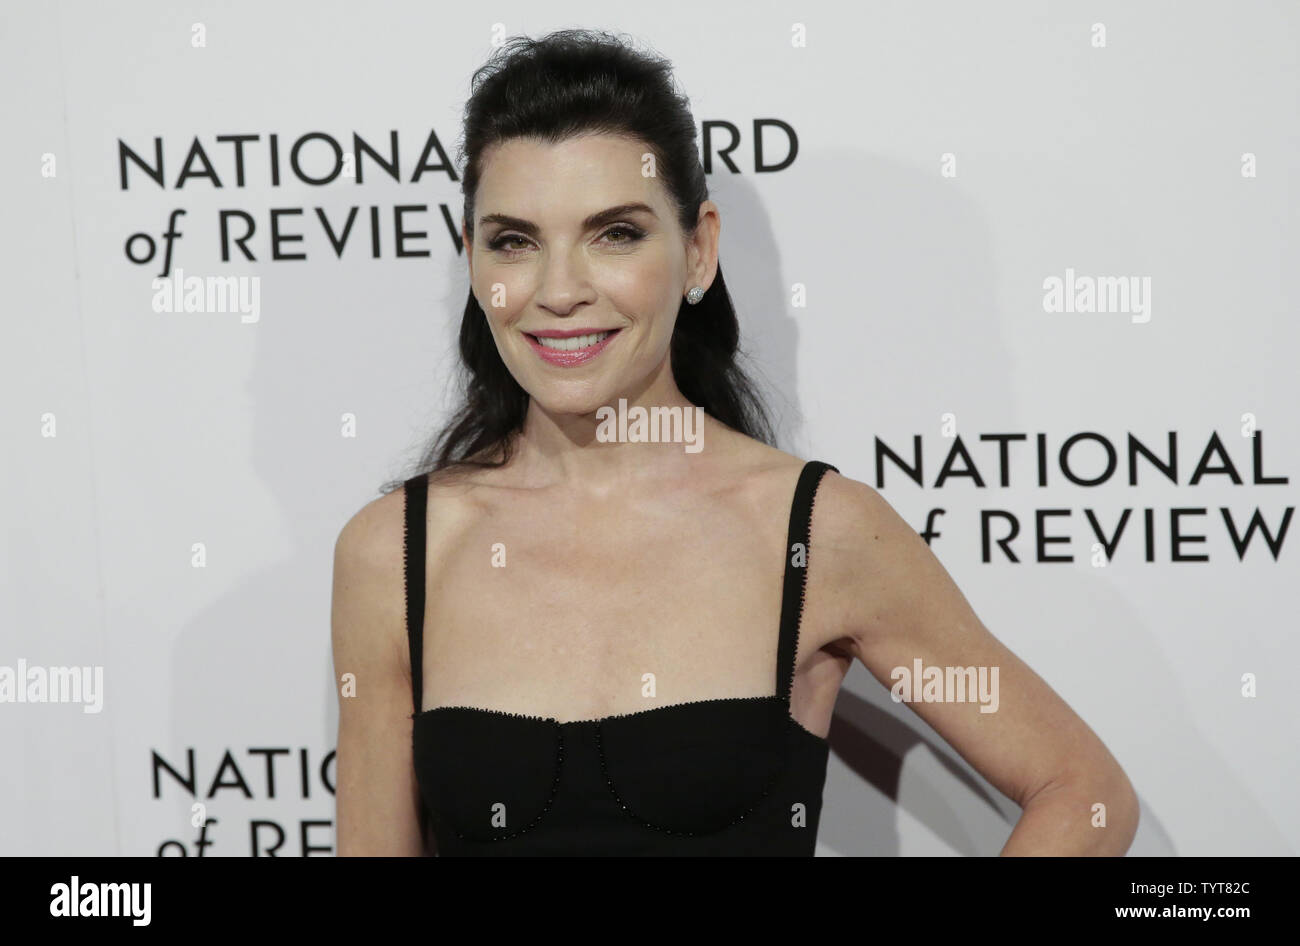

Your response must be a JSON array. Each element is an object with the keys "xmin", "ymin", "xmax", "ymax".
[{"xmin": 523, "ymin": 328, "xmax": 621, "ymax": 367}]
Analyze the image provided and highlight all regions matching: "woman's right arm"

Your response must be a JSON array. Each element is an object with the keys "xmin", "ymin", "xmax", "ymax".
[{"xmin": 331, "ymin": 494, "xmax": 428, "ymax": 856}]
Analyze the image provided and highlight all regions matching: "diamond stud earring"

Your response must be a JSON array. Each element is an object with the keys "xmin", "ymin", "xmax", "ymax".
[{"xmin": 686, "ymin": 286, "xmax": 705, "ymax": 305}]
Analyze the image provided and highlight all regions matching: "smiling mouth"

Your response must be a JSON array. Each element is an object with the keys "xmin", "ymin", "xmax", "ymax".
[
  {"xmin": 523, "ymin": 328, "xmax": 622, "ymax": 366},
  {"xmin": 527, "ymin": 330, "xmax": 616, "ymax": 351}
]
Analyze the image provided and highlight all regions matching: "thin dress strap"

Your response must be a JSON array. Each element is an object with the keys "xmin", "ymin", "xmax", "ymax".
[
  {"xmin": 775, "ymin": 460, "xmax": 839, "ymax": 708},
  {"xmin": 403, "ymin": 472, "xmax": 429, "ymax": 717}
]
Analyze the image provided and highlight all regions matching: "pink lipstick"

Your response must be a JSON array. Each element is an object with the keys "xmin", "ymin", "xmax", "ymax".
[{"xmin": 523, "ymin": 327, "xmax": 622, "ymax": 367}]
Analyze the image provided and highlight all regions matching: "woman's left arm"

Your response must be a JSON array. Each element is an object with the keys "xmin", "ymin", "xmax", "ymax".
[{"xmin": 813, "ymin": 472, "xmax": 1140, "ymax": 855}]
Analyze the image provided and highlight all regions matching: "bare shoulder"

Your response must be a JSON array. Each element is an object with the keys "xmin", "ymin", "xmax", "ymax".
[
  {"xmin": 807, "ymin": 466, "xmax": 922, "ymax": 564},
  {"xmin": 331, "ymin": 486, "xmax": 411, "ymax": 659},
  {"xmin": 330, "ymin": 470, "xmax": 492, "ymax": 686},
  {"xmin": 333, "ymin": 486, "xmax": 407, "ymax": 584},
  {"xmin": 333, "ymin": 468, "xmax": 483, "ymax": 563},
  {"xmin": 796, "ymin": 467, "xmax": 938, "ymax": 641},
  {"xmin": 807, "ymin": 467, "xmax": 898, "ymax": 547}
]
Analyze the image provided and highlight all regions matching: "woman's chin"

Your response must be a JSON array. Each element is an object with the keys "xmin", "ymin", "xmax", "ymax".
[
  {"xmin": 538, "ymin": 392, "xmax": 618, "ymax": 418},
  {"xmin": 527, "ymin": 389, "xmax": 618, "ymax": 421}
]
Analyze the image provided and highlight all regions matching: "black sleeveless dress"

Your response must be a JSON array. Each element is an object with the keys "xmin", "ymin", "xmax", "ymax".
[{"xmin": 402, "ymin": 460, "xmax": 838, "ymax": 855}]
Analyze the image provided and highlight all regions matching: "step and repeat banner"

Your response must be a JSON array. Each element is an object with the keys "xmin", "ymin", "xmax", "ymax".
[{"xmin": 2, "ymin": 1, "xmax": 1296, "ymax": 856}]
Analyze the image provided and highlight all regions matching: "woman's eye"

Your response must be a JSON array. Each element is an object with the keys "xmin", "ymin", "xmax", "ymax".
[
  {"xmin": 487, "ymin": 225, "xmax": 644, "ymax": 254},
  {"xmin": 488, "ymin": 234, "xmax": 531, "ymax": 252},
  {"xmin": 601, "ymin": 225, "xmax": 644, "ymax": 245}
]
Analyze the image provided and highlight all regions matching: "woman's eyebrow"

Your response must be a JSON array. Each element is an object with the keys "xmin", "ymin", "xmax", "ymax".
[{"xmin": 479, "ymin": 202, "xmax": 657, "ymax": 237}]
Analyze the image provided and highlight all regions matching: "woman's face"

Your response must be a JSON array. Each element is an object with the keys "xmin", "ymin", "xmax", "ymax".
[{"xmin": 464, "ymin": 133, "xmax": 715, "ymax": 418}]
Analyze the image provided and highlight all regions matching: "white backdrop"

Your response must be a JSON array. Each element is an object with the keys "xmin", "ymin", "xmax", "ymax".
[{"xmin": 2, "ymin": 0, "xmax": 1296, "ymax": 856}]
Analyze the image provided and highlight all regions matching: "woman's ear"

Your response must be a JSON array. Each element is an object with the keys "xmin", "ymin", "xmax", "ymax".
[{"xmin": 688, "ymin": 200, "xmax": 721, "ymax": 294}]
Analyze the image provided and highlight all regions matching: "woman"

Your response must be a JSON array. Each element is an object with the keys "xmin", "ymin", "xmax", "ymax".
[{"xmin": 331, "ymin": 29, "xmax": 1139, "ymax": 856}]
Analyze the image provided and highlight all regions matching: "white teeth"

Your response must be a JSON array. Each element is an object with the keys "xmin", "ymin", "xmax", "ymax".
[{"xmin": 533, "ymin": 330, "xmax": 612, "ymax": 351}]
